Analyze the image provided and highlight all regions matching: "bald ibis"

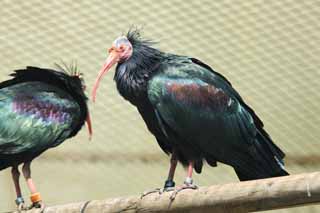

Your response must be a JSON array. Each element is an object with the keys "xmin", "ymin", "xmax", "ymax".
[
  {"xmin": 0, "ymin": 66, "xmax": 92, "ymax": 209},
  {"xmin": 92, "ymin": 30, "xmax": 288, "ymax": 197}
]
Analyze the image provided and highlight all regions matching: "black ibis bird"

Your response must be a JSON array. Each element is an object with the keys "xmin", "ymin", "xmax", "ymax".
[
  {"xmin": 0, "ymin": 65, "xmax": 92, "ymax": 210},
  {"xmin": 92, "ymin": 30, "xmax": 288, "ymax": 198}
]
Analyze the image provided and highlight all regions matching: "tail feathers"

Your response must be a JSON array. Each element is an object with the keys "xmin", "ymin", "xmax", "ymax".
[
  {"xmin": 234, "ymin": 167, "xmax": 288, "ymax": 181},
  {"xmin": 257, "ymin": 129, "xmax": 285, "ymax": 163},
  {"xmin": 275, "ymin": 168, "xmax": 289, "ymax": 176},
  {"xmin": 233, "ymin": 130, "xmax": 289, "ymax": 181}
]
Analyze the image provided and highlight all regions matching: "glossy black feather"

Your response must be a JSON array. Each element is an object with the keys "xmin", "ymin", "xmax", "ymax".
[
  {"xmin": 114, "ymin": 30, "xmax": 288, "ymax": 180},
  {"xmin": 0, "ymin": 67, "xmax": 89, "ymax": 170}
]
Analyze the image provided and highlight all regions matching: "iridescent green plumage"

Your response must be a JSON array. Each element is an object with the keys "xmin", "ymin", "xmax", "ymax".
[
  {"xmin": 0, "ymin": 67, "xmax": 89, "ymax": 170},
  {"xmin": 148, "ymin": 56, "xmax": 286, "ymax": 179},
  {"xmin": 109, "ymin": 31, "xmax": 288, "ymax": 181}
]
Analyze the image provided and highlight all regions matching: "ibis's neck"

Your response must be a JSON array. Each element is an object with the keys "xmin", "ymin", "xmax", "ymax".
[{"xmin": 114, "ymin": 45, "xmax": 163, "ymax": 105}]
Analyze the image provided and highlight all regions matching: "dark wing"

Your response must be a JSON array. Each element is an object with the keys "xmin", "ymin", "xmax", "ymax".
[
  {"xmin": 191, "ymin": 58, "xmax": 285, "ymax": 160},
  {"xmin": 0, "ymin": 82, "xmax": 80, "ymax": 155},
  {"xmin": 148, "ymin": 57, "xmax": 287, "ymax": 180}
]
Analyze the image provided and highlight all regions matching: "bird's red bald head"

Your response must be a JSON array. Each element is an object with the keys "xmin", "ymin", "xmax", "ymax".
[{"xmin": 92, "ymin": 36, "xmax": 133, "ymax": 102}]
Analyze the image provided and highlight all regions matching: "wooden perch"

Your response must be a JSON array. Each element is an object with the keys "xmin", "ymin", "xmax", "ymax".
[{"xmin": 17, "ymin": 172, "xmax": 320, "ymax": 213}]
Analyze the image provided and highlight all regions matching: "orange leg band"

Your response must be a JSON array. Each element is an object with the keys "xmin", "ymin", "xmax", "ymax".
[{"xmin": 30, "ymin": 192, "xmax": 41, "ymax": 203}]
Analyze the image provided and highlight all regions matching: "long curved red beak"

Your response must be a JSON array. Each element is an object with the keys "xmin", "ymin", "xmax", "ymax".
[
  {"xmin": 92, "ymin": 51, "xmax": 120, "ymax": 102},
  {"xmin": 86, "ymin": 112, "xmax": 93, "ymax": 140}
]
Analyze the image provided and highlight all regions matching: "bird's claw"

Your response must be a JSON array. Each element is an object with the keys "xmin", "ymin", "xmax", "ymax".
[
  {"xmin": 17, "ymin": 203, "xmax": 26, "ymax": 212},
  {"xmin": 22, "ymin": 201, "xmax": 45, "ymax": 212},
  {"xmin": 32, "ymin": 201, "xmax": 44, "ymax": 208},
  {"xmin": 141, "ymin": 179, "xmax": 176, "ymax": 199},
  {"xmin": 15, "ymin": 197, "xmax": 26, "ymax": 212},
  {"xmin": 141, "ymin": 187, "xmax": 176, "ymax": 199},
  {"xmin": 141, "ymin": 188, "xmax": 161, "ymax": 199},
  {"xmin": 141, "ymin": 187, "xmax": 177, "ymax": 199},
  {"xmin": 157, "ymin": 186, "xmax": 176, "ymax": 196},
  {"xmin": 169, "ymin": 181, "xmax": 198, "ymax": 201},
  {"xmin": 159, "ymin": 179, "xmax": 175, "ymax": 194}
]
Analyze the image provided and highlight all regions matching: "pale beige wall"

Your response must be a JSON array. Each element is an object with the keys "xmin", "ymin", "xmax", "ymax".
[{"xmin": 0, "ymin": 1, "xmax": 320, "ymax": 212}]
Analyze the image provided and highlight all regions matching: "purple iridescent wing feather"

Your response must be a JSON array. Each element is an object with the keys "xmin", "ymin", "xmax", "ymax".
[{"xmin": 0, "ymin": 82, "xmax": 80, "ymax": 154}]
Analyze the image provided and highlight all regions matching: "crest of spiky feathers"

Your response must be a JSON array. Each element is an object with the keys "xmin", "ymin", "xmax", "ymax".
[
  {"xmin": 54, "ymin": 60, "xmax": 83, "ymax": 80},
  {"xmin": 0, "ymin": 65, "xmax": 87, "ymax": 102},
  {"xmin": 126, "ymin": 28, "xmax": 156, "ymax": 48}
]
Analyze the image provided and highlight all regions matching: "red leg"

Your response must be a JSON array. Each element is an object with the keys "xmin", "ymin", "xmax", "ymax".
[
  {"xmin": 141, "ymin": 152, "xmax": 178, "ymax": 198},
  {"xmin": 164, "ymin": 153, "xmax": 177, "ymax": 188},
  {"xmin": 170, "ymin": 161, "xmax": 198, "ymax": 201},
  {"xmin": 184, "ymin": 161, "xmax": 194, "ymax": 185},
  {"xmin": 22, "ymin": 162, "xmax": 44, "ymax": 209},
  {"xmin": 11, "ymin": 166, "xmax": 25, "ymax": 210}
]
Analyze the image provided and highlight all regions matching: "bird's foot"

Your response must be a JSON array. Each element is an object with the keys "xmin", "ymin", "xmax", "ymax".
[
  {"xmin": 169, "ymin": 178, "xmax": 198, "ymax": 201},
  {"xmin": 141, "ymin": 180, "xmax": 175, "ymax": 199},
  {"xmin": 27, "ymin": 193, "xmax": 45, "ymax": 212},
  {"xmin": 15, "ymin": 197, "xmax": 26, "ymax": 212},
  {"xmin": 160, "ymin": 180, "xmax": 176, "ymax": 193},
  {"xmin": 17, "ymin": 203, "xmax": 26, "ymax": 212},
  {"xmin": 31, "ymin": 201, "xmax": 44, "ymax": 208},
  {"xmin": 140, "ymin": 188, "xmax": 161, "ymax": 199},
  {"xmin": 25, "ymin": 201, "xmax": 45, "ymax": 212}
]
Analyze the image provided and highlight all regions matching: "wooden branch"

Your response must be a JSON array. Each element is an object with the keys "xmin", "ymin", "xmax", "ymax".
[{"xmin": 18, "ymin": 172, "xmax": 320, "ymax": 213}]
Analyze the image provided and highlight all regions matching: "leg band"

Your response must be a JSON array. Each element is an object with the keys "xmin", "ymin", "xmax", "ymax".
[
  {"xmin": 184, "ymin": 177, "xmax": 193, "ymax": 185},
  {"xmin": 164, "ymin": 179, "xmax": 175, "ymax": 188},
  {"xmin": 30, "ymin": 192, "xmax": 41, "ymax": 203},
  {"xmin": 15, "ymin": 197, "xmax": 24, "ymax": 206}
]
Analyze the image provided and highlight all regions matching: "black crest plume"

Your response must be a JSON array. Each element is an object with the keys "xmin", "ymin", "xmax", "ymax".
[{"xmin": 54, "ymin": 60, "xmax": 83, "ymax": 78}]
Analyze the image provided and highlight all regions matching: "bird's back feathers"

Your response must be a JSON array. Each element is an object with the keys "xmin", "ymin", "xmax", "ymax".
[{"xmin": 0, "ymin": 67, "xmax": 88, "ymax": 170}]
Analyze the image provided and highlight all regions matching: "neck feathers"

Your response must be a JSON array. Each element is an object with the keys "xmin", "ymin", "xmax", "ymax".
[{"xmin": 114, "ymin": 42, "xmax": 163, "ymax": 105}]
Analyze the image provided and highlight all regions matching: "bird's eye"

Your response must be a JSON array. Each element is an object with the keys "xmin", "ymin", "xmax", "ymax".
[
  {"xmin": 119, "ymin": 45, "xmax": 125, "ymax": 51},
  {"xmin": 108, "ymin": 47, "xmax": 115, "ymax": 53}
]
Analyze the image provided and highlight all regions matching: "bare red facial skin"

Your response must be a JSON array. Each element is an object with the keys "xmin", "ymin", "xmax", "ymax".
[{"xmin": 92, "ymin": 39, "xmax": 132, "ymax": 102}]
